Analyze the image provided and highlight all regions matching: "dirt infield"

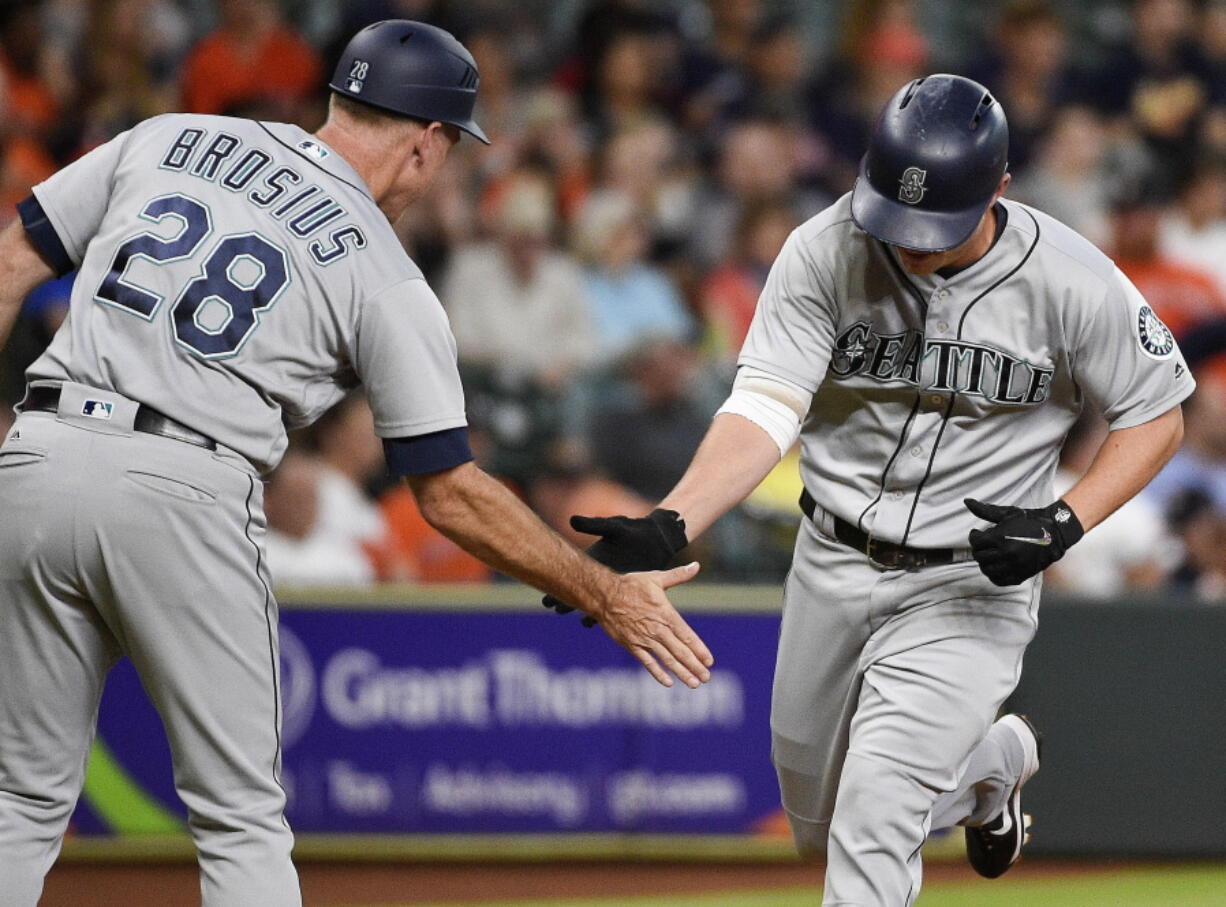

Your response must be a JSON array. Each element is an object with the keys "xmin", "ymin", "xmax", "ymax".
[
  {"xmin": 39, "ymin": 858, "xmax": 1148, "ymax": 906},
  {"xmin": 42, "ymin": 861, "xmax": 820, "ymax": 906}
]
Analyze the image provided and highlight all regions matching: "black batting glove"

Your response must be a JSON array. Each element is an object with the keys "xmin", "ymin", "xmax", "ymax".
[
  {"xmin": 964, "ymin": 498, "xmax": 1084, "ymax": 587},
  {"xmin": 543, "ymin": 508, "xmax": 689, "ymax": 626}
]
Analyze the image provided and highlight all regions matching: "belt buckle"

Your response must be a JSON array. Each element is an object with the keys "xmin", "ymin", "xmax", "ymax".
[
  {"xmin": 865, "ymin": 538, "xmax": 925, "ymax": 571},
  {"xmin": 865, "ymin": 537, "xmax": 900, "ymax": 570}
]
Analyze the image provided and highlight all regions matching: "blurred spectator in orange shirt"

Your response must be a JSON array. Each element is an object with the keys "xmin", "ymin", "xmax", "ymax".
[
  {"xmin": 181, "ymin": 0, "xmax": 321, "ymax": 118},
  {"xmin": 0, "ymin": 2, "xmax": 61, "ymax": 139},
  {"xmin": 1160, "ymin": 162, "xmax": 1226, "ymax": 297},
  {"xmin": 700, "ymin": 200, "xmax": 796, "ymax": 367},
  {"xmin": 0, "ymin": 0, "xmax": 60, "ymax": 224},
  {"xmin": 0, "ymin": 133, "xmax": 54, "ymax": 223},
  {"xmin": 1109, "ymin": 180, "xmax": 1226, "ymax": 337}
]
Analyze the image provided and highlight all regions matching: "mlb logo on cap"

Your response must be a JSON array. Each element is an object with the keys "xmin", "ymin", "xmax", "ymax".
[{"xmin": 82, "ymin": 400, "xmax": 114, "ymax": 420}]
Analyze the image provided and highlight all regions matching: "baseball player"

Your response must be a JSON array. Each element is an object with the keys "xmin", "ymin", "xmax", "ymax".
[
  {"xmin": 0, "ymin": 21, "xmax": 712, "ymax": 907},
  {"xmin": 547, "ymin": 74, "xmax": 1192, "ymax": 904}
]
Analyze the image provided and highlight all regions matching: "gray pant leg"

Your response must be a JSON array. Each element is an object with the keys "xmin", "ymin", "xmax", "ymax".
[
  {"xmin": 1, "ymin": 413, "xmax": 299, "ymax": 906},
  {"xmin": 80, "ymin": 432, "xmax": 300, "ymax": 907},
  {"xmin": 823, "ymin": 566, "xmax": 1039, "ymax": 906},
  {"xmin": 0, "ymin": 422, "xmax": 121, "ymax": 907},
  {"xmin": 770, "ymin": 525, "xmax": 875, "ymax": 858},
  {"xmin": 930, "ymin": 719, "xmax": 1029, "ymax": 830}
]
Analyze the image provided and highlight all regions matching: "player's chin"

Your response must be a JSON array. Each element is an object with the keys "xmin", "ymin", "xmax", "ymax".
[{"xmin": 895, "ymin": 249, "xmax": 945, "ymax": 274}]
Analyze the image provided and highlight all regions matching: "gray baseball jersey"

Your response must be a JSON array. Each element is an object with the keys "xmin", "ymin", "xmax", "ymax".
[
  {"xmin": 0, "ymin": 114, "xmax": 472, "ymax": 907},
  {"xmin": 740, "ymin": 193, "xmax": 1195, "ymax": 548},
  {"xmin": 22, "ymin": 113, "xmax": 468, "ymax": 473},
  {"xmin": 743, "ymin": 193, "xmax": 1194, "ymax": 905}
]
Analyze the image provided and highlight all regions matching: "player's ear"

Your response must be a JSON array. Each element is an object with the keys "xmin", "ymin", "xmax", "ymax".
[
  {"xmin": 994, "ymin": 172, "xmax": 1011, "ymax": 202},
  {"xmin": 419, "ymin": 121, "xmax": 457, "ymax": 168}
]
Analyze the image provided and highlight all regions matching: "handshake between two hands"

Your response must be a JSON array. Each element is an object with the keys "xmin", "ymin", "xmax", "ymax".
[{"xmin": 541, "ymin": 510, "xmax": 713, "ymax": 690}]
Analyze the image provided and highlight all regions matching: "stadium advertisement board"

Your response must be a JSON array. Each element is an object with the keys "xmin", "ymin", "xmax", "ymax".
[{"xmin": 69, "ymin": 607, "xmax": 785, "ymax": 836}]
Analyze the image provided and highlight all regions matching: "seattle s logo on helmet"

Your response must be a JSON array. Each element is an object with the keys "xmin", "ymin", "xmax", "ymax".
[{"xmin": 898, "ymin": 167, "xmax": 927, "ymax": 205}]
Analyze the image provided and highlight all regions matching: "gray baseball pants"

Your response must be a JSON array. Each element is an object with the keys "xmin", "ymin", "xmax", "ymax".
[
  {"xmin": 772, "ymin": 514, "xmax": 1039, "ymax": 906},
  {"xmin": 0, "ymin": 386, "xmax": 299, "ymax": 906}
]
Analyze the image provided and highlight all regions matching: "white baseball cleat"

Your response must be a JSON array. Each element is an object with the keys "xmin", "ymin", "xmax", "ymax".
[{"xmin": 965, "ymin": 713, "xmax": 1042, "ymax": 879}]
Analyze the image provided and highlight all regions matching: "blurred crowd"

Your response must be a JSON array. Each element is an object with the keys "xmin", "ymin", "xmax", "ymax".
[{"xmin": 2, "ymin": 0, "xmax": 1226, "ymax": 599}]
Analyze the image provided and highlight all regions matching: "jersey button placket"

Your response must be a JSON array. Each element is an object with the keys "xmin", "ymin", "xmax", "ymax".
[{"xmin": 928, "ymin": 287, "xmax": 952, "ymax": 339}]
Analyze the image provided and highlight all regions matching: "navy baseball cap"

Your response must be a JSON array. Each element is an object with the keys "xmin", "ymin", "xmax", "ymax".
[
  {"xmin": 330, "ymin": 20, "xmax": 490, "ymax": 144},
  {"xmin": 851, "ymin": 74, "xmax": 1008, "ymax": 252}
]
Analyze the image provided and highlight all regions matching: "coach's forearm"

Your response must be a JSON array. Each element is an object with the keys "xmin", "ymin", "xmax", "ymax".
[
  {"xmin": 0, "ymin": 220, "xmax": 56, "ymax": 351},
  {"xmin": 407, "ymin": 462, "xmax": 619, "ymax": 614},
  {"xmin": 659, "ymin": 413, "xmax": 783, "ymax": 541},
  {"xmin": 1062, "ymin": 405, "xmax": 1184, "ymax": 531}
]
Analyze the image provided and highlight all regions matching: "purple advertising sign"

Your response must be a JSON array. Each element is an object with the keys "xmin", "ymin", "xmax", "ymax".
[{"xmin": 70, "ymin": 608, "xmax": 786, "ymax": 837}]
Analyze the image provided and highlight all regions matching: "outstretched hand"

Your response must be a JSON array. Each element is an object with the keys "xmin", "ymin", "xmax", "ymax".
[{"xmin": 595, "ymin": 561, "xmax": 714, "ymax": 689}]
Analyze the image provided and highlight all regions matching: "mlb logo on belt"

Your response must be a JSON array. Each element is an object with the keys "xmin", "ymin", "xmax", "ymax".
[{"xmin": 81, "ymin": 400, "xmax": 114, "ymax": 420}]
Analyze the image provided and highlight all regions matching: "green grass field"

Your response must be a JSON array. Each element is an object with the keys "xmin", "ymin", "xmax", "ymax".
[{"xmin": 398, "ymin": 865, "xmax": 1226, "ymax": 907}]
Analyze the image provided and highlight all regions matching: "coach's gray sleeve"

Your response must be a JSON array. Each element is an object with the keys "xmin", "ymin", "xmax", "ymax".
[
  {"xmin": 353, "ymin": 278, "xmax": 469, "ymax": 439},
  {"xmin": 1072, "ymin": 266, "xmax": 1196, "ymax": 430},
  {"xmin": 24, "ymin": 130, "xmax": 132, "ymax": 270},
  {"xmin": 737, "ymin": 228, "xmax": 839, "ymax": 392}
]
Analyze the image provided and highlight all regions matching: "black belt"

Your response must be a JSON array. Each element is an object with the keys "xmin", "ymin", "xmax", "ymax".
[
  {"xmin": 22, "ymin": 386, "xmax": 218, "ymax": 451},
  {"xmin": 799, "ymin": 488, "xmax": 958, "ymax": 570}
]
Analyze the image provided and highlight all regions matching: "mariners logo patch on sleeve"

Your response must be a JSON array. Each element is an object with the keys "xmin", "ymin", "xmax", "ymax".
[{"xmin": 1136, "ymin": 304, "xmax": 1175, "ymax": 359}]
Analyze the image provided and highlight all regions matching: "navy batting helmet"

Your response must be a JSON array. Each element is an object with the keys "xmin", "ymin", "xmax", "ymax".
[
  {"xmin": 330, "ymin": 20, "xmax": 490, "ymax": 144},
  {"xmin": 850, "ymin": 74, "xmax": 1008, "ymax": 252}
]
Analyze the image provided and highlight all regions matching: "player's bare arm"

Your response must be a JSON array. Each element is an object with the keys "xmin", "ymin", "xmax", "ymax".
[
  {"xmin": 1060, "ymin": 404, "xmax": 1183, "ymax": 530},
  {"xmin": 540, "ymin": 372, "xmax": 801, "ymax": 621},
  {"xmin": 657, "ymin": 413, "xmax": 784, "ymax": 539},
  {"xmin": 0, "ymin": 220, "xmax": 55, "ymax": 350},
  {"xmin": 405, "ymin": 461, "xmax": 714, "ymax": 689}
]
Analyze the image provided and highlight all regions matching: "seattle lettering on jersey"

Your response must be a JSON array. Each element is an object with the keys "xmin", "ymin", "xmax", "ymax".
[
  {"xmin": 829, "ymin": 320, "xmax": 1054, "ymax": 405},
  {"xmin": 159, "ymin": 127, "xmax": 368, "ymax": 266}
]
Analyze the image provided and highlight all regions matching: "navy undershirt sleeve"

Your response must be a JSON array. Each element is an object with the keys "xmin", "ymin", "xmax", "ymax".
[
  {"xmin": 17, "ymin": 195, "xmax": 74, "ymax": 277},
  {"xmin": 383, "ymin": 426, "xmax": 474, "ymax": 476}
]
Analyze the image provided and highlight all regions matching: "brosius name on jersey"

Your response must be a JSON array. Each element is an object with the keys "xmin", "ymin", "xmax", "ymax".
[
  {"xmin": 829, "ymin": 321, "xmax": 1055, "ymax": 405},
  {"xmin": 160, "ymin": 126, "xmax": 367, "ymax": 267}
]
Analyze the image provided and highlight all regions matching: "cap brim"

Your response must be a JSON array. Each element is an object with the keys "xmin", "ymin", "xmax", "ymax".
[
  {"xmin": 456, "ymin": 118, "xmax": 490, "ymax": 144},
  {"xmin": 850, "ymin": 159, "xmax": 986, "ymax": 253}
]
